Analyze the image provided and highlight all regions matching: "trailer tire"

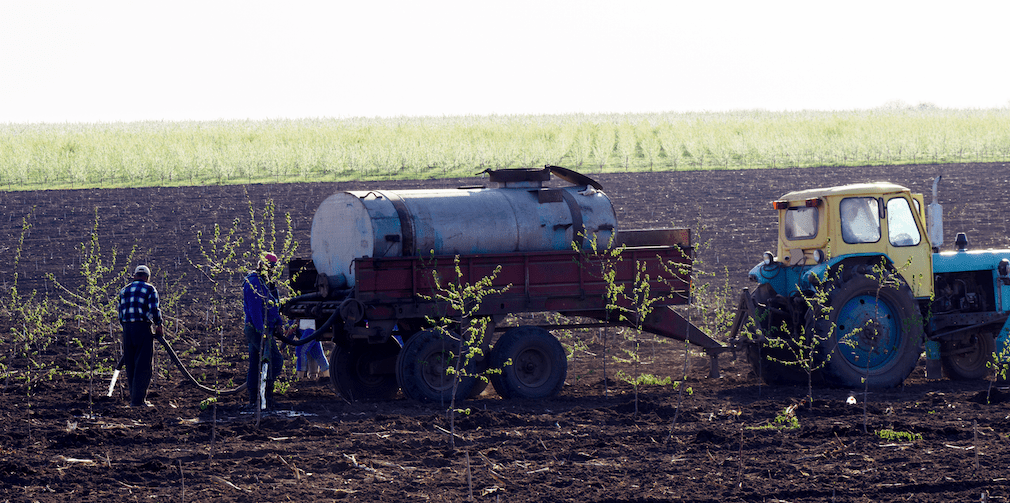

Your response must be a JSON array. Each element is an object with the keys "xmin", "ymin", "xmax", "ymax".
[
  {"xmin": 330, "ymin": 341, "xmax": 400, "ymax": 402},
  {"xmin": 941, "ymin": 330, "xmax": 995, "ymax": 380},
  {"xmin": 469, "ymin": 363, "xmax": 490, "ymax": 398},
  {"xmin": 489, "ymin": 327, "xmax": 567, "ymax": 400},
  {"xmin": 397, "ymin": 330, "xmax": 476, "ymax": 403},
  {"xmin": 817, "ymin": 274, "xmax": 922, "ymax": 388}
]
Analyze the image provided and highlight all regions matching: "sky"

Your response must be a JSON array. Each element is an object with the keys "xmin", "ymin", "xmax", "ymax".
[{"xmin": 2, "ymin": 1, "xmax": 1009, "ymax": 124}]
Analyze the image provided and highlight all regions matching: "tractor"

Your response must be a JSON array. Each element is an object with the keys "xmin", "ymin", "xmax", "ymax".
[{"xmin": 733, "ymin": 177, "xmax": 1010, "ymax": 387}]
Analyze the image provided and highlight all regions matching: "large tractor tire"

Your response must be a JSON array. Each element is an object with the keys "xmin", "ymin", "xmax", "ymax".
[
  {"xmin": 489, "ymin": 327, "xmax": 567, "ymax": 400},
  {"xmin": 941, "ymin": 330, "xmax": 995, "ymax": 380},
  {"xmin": 330, "ymin": 340, "xmax": 401, "ymax": 402},
  {"xmin": 815, "ymin": 274, "xmax": 922, "ymax": 388},
  {"xmin": 396, "ymin": 329, "xmax": 476, "ymax": 403},
  {"xmin": 744, "ymin": 336, "xmax": 809, "ymax": 386},
  {"xmin": 741, "ymin": 284, "xmax": 809, "ymax": 385}
]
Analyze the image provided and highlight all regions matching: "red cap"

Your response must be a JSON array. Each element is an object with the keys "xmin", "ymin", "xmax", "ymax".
[{"xmin": 263, "ymin": 253, "xmax": 278, "ymax": 264}]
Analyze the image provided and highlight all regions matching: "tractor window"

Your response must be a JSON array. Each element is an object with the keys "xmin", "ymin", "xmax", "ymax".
[
  {"xmin": 784, "ymin": 206, "xmax": 818, "ymax": 240},
  {"xmin": 840, "ymin": 197, "xmax": 881, "ymax": 244},
  {"xmin": 887, "ymin": 197, "xmax": 922, "ymax": 247}
]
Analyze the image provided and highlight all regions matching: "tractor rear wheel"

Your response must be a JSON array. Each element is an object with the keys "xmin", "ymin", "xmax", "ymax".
[
  {"xmin": 941, "ymin": 330, "xmax": 995, "ymax": 380},
  {"xmin": 330, "ymin": 340, "xmax": 400, "ymax": 402},
  {"xmin": 816, "ymin": 274, "xmax": 922, "ymax": 388}
]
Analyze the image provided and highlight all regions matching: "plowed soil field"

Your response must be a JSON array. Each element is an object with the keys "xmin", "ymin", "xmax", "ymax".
[{"xmin": 2, "ymin": 162, "xmax": 1010, "ymax": 502}]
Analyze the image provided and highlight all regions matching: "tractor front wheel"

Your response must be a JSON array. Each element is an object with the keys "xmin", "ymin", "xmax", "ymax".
[{"xmin": 941, "ymin": 330, "xmax": 995, "ymax": 380}]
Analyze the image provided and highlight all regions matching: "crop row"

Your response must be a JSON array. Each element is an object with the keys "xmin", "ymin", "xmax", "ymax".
[{"xmin": 2, "ymin": 106, "xmax": 1009, "ymax": 190}]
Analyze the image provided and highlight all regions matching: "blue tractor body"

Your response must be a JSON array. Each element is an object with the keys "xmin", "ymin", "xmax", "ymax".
[{"xmin": 736, "ymin": 179, "xmax": 1010, "ymax": 387}]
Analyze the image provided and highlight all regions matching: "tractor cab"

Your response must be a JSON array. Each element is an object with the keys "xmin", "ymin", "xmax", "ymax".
[
  {"xmin": 737, "ymin": 182, "xmax": 935, "ymax": 389},
  {"xmin": 740, "ymin": 179, "xmax": 1010, "ymax": 388},
  {"xmin": 751, "ymin": 182, "xmax": 933, "ymax": 300}
]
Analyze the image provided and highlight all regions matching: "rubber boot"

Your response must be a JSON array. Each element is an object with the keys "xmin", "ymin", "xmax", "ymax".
[
  {"xmin": 265, "ymin": 382, "xmax": 279, "ymax": 410},
  {"xmin": 924, "ymin": 359, "xmax": 942, "ymax": 380},
  {"xmin": 924, "ymin": 340, "xmax": 942, "ymax": 380},
  {"xmin": 247, "ymin": 381, "xmax": 258, "ymax": 408}
]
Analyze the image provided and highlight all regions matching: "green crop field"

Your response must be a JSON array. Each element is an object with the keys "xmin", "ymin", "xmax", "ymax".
[{"xmin": 2, "ymin": 106, "xmax": 1008, "ymax": 191}]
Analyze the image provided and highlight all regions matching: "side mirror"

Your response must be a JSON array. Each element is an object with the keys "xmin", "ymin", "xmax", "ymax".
[
  {"xmin": 999, "ymin": 259, "xmax": 1010, "ymax": 286},
  {"xmin": 955, "ymin": 233, "xmax": 968, "ymax": 252}
]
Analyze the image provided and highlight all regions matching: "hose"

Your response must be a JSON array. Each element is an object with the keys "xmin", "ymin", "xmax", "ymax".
[
  {"xmin": 151, "ymin": 303, "xmax": 341, "ymax": 395},
  {"xmin": 285, "ymin": 292, "xmax": 324, "ymax": 303},
  {"xmin": 274, "ymin": 308, "xmax": 341, "ymax": 346},
  {"xmin": 155, "ymin": 334, "xmax": 248, "ymax": 396}
]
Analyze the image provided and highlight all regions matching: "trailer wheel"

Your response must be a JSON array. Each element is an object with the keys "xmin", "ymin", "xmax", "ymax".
[
  {"xmin": 330, "ymin": 341, "xmax": 400, "ymax": 402},
  {"xmin": 817, "ymin": 274, "xmax": 922, "ymax": 388},
  {"xmin": 396, "ymin": 330, "xmax": 476, "ymax": 403},
  {"xmin": 489, "ymin": 327, "xmax": 567, "ymax": 400},
  {"xmin": 941, "ymin": 330, "xmax": 995, "ymax": 380},
  {"xmin": 469, "ymin": 362, "xmax": 490, "ymax": 398}
]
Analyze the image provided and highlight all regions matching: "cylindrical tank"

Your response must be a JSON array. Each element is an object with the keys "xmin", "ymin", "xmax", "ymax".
[{"xmin": 311, "ymin": 168, "xmax": 617, "ymax": 288}]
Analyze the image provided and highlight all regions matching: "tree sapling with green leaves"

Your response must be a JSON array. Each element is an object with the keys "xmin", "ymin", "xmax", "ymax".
[{"xmin": 418, "ymin": 255, "xmax": 512, "ymax": 448}]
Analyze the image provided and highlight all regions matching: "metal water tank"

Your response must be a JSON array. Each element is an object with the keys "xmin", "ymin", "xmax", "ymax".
[{"xmin": 310, "ymin": 167, "xmax": 617, "ymax": 288}]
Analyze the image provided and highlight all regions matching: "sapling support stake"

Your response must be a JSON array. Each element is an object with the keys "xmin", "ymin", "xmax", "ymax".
[
  {"xmin": 466, "ymin": 451, "xmax": 473, "ymax": 502},
  {"xmin": 736, "ymin": 425, "xmax": 745, "ymax": 488},
  {"xmin": 974, "ymin": 419, "xmax": 980, "ymax": 474},
  {"xmin": 178, "ymin": 459, "xmax": 185, "ymax": 503}
]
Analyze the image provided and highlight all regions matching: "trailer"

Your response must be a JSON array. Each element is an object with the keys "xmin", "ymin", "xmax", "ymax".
[{"xmin": 282, "ymin": 167, "xmax": 726, "ymax": 403}]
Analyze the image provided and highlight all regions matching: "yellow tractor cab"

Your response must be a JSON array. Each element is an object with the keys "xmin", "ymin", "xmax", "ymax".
[{"xmin": 758, "ymin": 182, "xmax": 932, "ymax": 299}]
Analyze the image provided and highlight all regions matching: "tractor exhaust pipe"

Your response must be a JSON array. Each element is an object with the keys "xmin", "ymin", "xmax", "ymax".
[{"xmin": 926, "ymin": 175, "xmax": 943, "ymax": 251}]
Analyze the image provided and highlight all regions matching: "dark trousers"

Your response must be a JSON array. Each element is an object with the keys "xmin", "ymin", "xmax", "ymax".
[
  {"xmin": 122, "ymin": 322, "xmax": 155, "ymax": 406},
  {"xmin": 245, "ymin": 323, "xmax": 284, "ymax": 405}
]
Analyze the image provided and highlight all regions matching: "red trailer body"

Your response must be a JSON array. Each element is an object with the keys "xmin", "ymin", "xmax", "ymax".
[{"xmin": 284, "ymin": 227, "xmax": 725, "ymax": 403}]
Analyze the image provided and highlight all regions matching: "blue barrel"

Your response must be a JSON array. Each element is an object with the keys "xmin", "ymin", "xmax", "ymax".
[{"xmin": 310, "ymin": 169, "xmax": 617, "ymax": 288}]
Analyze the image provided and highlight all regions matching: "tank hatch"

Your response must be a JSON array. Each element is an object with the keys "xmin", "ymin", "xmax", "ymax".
[
  {"xmin": 486, "ymin": 167, "xmax": 552, "ymax": 188},
  {"xmin": 484, "ymin": 166, "xmax": 604, "ymax": 191}
]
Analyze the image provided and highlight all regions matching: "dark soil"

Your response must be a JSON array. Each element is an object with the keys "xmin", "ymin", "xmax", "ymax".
[{"xmin": 2, "ymin": 162, "xmax": 1010, "ymax": 502}]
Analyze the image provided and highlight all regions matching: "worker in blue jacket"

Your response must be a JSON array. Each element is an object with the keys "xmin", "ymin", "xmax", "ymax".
[{"xmin": 243, "ymin": 253, "xmax": 285, "ymax": 409}]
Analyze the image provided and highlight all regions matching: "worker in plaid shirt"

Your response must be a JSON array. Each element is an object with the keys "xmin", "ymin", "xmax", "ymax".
[{"xmin": 118, "ymin": 265, "xmax": 164, "ymax": 407}]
